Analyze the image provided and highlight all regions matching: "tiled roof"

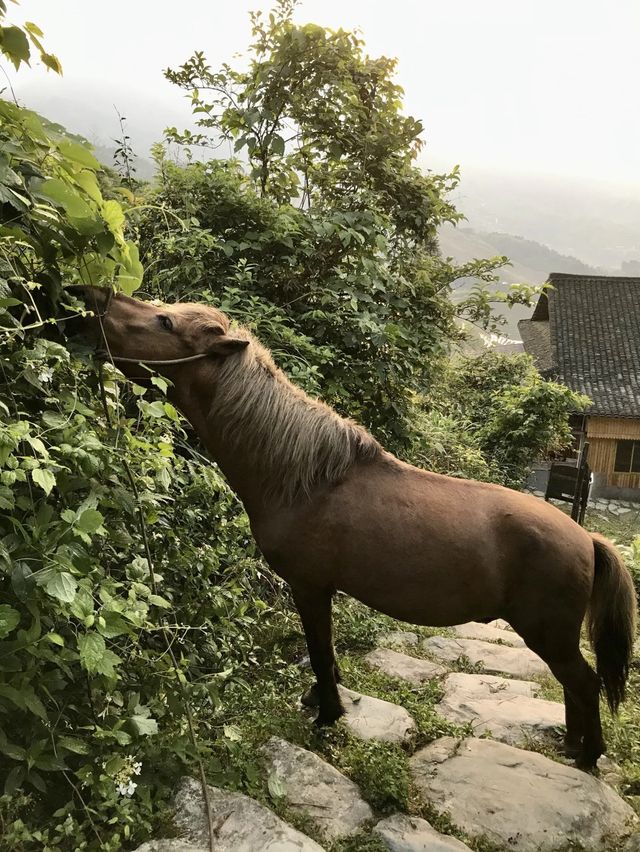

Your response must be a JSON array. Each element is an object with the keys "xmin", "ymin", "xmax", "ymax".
[
  {"xmin": 523, "ymin": 273, "xmax": 640, "ymax": 418},
  {"xmin": 518, "ymin": 318, "xmax": 552, "ymax": 372}
]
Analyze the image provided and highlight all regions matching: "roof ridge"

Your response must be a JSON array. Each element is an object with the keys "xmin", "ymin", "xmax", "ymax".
[{"xmin": 548, "ymin": 272, "xmax": 640, "ymax": 284}]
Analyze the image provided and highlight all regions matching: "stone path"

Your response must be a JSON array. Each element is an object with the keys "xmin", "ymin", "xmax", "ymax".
[
  {"xmin": 410, "ymin": 737, "xmax": 637, "ymax": 852},
  {"xmin": 137, "ymin": 776, "xmax": 325, "ymax": 851},
  {"xmin": 374, "ymin": 813, "xmax": 473, "ymax": 851},
  {"xmin": 364, "ymin": 647, "xmax": 447, "ymax": 684},
  {"xmin": 436, "ymin": 672, "xmax": 565, "ymax": 745},
  {"xmin": 260, "ymin": 737, "xmax": 372, "ymax": 839},
  {"xmin": 452, "ymin": 621, "xmax": 525, "ymax": 647},
  {"xmin": 135, "ymin": 621, "xmax": 639, "ymax": 852},
  {"xmin": 423, "ymin": 635, "xmax": 550, "ymax": 678},
  {"xmin": 337, "ymin": 685, "xmax": 416, "ymax": 743}
]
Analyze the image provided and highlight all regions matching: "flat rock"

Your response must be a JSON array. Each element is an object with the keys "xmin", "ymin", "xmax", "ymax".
[
  {"xmin": 374, "ymin": 813, "xmax": 472, "ymax": 851},
  {"xmin": 338, "ymin": 686, "xmax": 416, "ymax": 743},
  {"xmin": 364, "ymin": 648, "xmax": 447, "ymax": 684},
  {"xmin": 436, "ymin": 672, "xmax": 564, "ymax": 745},
  {"xmin": 167, "ymin": 776, "xmax": 325, "ymax": 852},
  {"xmin": 260, "ymin": 737, "xmax": 372, "ymax": 840},
  {"xmin": 134, "ymin": 844, "xmax": 202, "ymax": 852},
  {"xmin": 423, "ymin": 636, "xmax": 550, "ymax": 679},
  {"xmin": 452, "ymin": 622, "xmax": 525, "ymax": 647},
  {"xmin": 410, "ymin": 737, "xmax": 638, "ymax": 852},
  {"xmin": 488, "ymin": 619, "xmax": 513, "ymax": 632},
  {"xmin": 624, "ymin": 833, "xmax": 640, "ymax": 852},
  {"xmin": 378, "ymin": 630, "xmax": 420, "ymax": 648}
]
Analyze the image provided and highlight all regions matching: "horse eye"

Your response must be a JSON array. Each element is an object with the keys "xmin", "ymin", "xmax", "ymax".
[{"xmin": 159, "ymin": 315, "xmax": 173, "ymax": 332}]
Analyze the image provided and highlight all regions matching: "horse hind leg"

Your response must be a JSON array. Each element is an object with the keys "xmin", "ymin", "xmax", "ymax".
[
  {"xmin": 563, "ymin": 687, "xmax": 584, "ymax": 758},
  {"xmin": 550, "ymin": 652, "xmax": 603, "ymax": 770},
  {"xmin": 514, "ymin": 618, "xmax": 604, "ymax": 770}
]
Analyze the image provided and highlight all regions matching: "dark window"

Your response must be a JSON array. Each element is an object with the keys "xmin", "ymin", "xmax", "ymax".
[{"xmin": 614, "ymin": 440, "xmax": 640, "ymax": 473}]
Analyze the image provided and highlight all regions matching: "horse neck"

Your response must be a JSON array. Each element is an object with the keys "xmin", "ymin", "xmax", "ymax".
[
  {"xmin": 170, "ymin": 343, "xmax": 380, "ymax": 520},
  {"xmin": 169, "ymin": 363, "xmax": 271, "ymax": 518}
]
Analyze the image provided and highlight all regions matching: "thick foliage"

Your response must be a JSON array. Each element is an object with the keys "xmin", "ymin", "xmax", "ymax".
[{"xmin": 437, "ymin": 352, "xmax": 589, "ymax": 486}]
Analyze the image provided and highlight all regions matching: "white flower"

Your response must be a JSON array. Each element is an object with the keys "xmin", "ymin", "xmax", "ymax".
[
  {"xmin": 116, "ymin": 780, "xmax": 137, "ymax": 797},
  {"xmin": 132, "ymin": 761, "xmax": 142, "ymax": 775}
]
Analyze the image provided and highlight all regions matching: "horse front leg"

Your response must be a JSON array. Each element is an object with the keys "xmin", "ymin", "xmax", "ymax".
[{"xmin": 292, "ymin": 583, "xmax": 344, "ymax": 726}]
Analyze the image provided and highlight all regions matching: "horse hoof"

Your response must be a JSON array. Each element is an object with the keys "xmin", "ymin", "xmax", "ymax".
[
  {"xmin": 574, "ymin": 754, "xmax": 600, "ymax": 773},
  {"xmin": 313, "ymin": 705, "xmax": 345, "ymax": 727}
]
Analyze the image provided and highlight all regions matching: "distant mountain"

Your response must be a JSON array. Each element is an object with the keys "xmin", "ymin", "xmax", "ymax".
[
  {"xmin": 438, "ymin": 226, "xmax": 608, "ymax": 339},
  {"xmin": 442, "ymin": 166, "xmax": 640, "ymax": 271}
]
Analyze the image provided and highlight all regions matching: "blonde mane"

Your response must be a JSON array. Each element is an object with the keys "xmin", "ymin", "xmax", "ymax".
[{"xmin": 213, "ymin": 330, "xmax": 381, "ymax": 503}]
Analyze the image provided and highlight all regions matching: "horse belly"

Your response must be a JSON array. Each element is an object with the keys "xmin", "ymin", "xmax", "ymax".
[{"xmin": 277, "ymin": 483, "xmax": 505, "ymax": 627}]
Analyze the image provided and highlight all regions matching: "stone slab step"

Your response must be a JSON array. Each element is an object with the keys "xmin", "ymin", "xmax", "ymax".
[
  {"xmin": 339, "ymin": 686, "xmax": 416, "ymax": 743},
  {"xmin": 143, "ymin": 776, "xmax": 326, "ymax": 852},
  {"xmin": 364, "ymin": 647, "xmax": 447, "ymax": 684},
  {"xmin": 260, "ymin": 737, "xmax": 372, "ymax": 840},
  {"xmin": 374, "ymin": 813, "xmax": 472, "ymax": 851},
  {"xmin": 423, "ymin": 636, "xmax": 550, "ymax": 679},
  {"xmin": 410, "ymin": 737, "xmax": 638, "ymax": 852},
  {"xmin": 436, "ymin": 672, "xmax": 564, "ymax": 745},
  {"xmin": 452, "ymin": 622, "xmax": 525, "ymax": 647},
  {"xmin": 378, "ymin": 630, "xmax": 420, "ymax": 649}
]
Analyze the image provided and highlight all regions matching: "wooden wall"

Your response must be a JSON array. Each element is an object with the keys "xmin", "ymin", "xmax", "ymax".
[{"xmin": 586, "ymin": 416, "xmax": 640, "ymax": 489}]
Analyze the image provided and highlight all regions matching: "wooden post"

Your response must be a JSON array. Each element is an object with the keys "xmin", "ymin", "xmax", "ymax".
[{"xmin": 572, "ymin": 442, "xmax": 590, "ymax": 523}]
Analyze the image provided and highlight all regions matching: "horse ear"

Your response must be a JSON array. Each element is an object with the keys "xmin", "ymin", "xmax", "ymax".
[{"xmin": 207, "ymin": 334, "xmax": 250, "ymax": 356}]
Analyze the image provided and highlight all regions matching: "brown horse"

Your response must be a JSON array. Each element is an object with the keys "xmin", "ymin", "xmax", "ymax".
[{"xmin": 79, "ymin": 287, "xmax": 637, "ymax": 771}]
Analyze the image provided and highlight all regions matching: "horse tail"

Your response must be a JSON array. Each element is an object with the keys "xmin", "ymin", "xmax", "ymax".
[{"xmin": 588, "ymin": 532, "xmax": 637, "ymax": 713}]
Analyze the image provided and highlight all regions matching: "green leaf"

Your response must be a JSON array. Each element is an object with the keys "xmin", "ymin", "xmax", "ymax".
[
  {"xmin": 44, "ymin": 572, "xmax": 77, "ymax": 603},
  {"xmin": 102, "ymin": 199, "xmax": 125, "ymax": 233},
  {"xmin": 41, "ymin": 52, "xmax": 62, "ymax": 74},
  {"xmin": 97, "ymin": 611, "xmax": 129, "ymax": 638},
  {"xmin": 223, "ymin": 724, "xmax": 242, "ymax": 742},
  {"xmin": 270, "ymin": 134, "xmax": 285, "ymax": 156},
  {"xmin": 267, "ymin": 771, "xmax": 286, "ymax": 799},
  {"xmin": 76, "ymin": 508, "xmax": 104, "ymax": 533},
  {"xmin": 0, "ymin": 733, "xmax": 25, "ymax": 761},
  {"xmin": 23, "ymin": 689, "xmax": 47, "ymax": 720},
  {"xmin": 78, "ymin": 633, "xmax": 121, "ymax": 677},
  {"xmin": 57, "ymin": 140, "xmax": 101, "ymax": 170},
  {"xmin": 27, "ymin": 436, "xmax": 49, "ymax": 458},
  {"xmin": 0, "ymin": 26, "xmax": 30, "ymax": 70},
  {"xmin": 36, "ymin": 178, "xmax": 94, "ymax": 220},
  {"xmin": 4, "ymin": 765, "xmax": 25, "ymax": 795},
  {"xmin": 58, "ymin": 736, "xmax": 89, "ymax": 755},
  {"xmin": 32, "ymin": 467, "xmax": 55, "ymax": 495},
  {"xmin": 24, "ymin": 22, "xmax": 44, "ymax": 38},
  {"xmin": 130, "ymin": 714, "xmax": 158, "ymax": 736},
  {"xmin": 78, "ymin": 633, "xmax": 106, "ymax": 674},
  {"xmin": 0, "ymin": 604, "xmax": 20, "ymax": 639},
  {"xmin": 148, "ymin": 594, "xmax": 171, "ymax": 609}
]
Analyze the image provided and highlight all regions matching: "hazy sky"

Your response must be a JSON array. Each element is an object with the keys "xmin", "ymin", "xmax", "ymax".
[{"xmin": 7, "ymin": 0, "xmax": 640, "ymax": 186}]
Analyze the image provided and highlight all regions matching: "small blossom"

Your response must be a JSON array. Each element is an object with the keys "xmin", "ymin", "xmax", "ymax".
[{"xmin": 116, "ymin": 780, "xmax": 137, "ymax": 797}]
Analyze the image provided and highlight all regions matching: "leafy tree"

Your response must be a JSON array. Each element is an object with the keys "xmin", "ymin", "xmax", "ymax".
[
  {"xmin": 435, "ymin": 352, "xmax": 589, "ymax": 486},
  {"xmin": 146, "ymin": 1, "xmax": 524, "ymax": 447}
]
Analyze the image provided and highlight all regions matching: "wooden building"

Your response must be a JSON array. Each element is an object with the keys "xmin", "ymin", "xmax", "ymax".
[{"xmin": 519, "ymin": 273, "xmax": 640, "ymax": 499}]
